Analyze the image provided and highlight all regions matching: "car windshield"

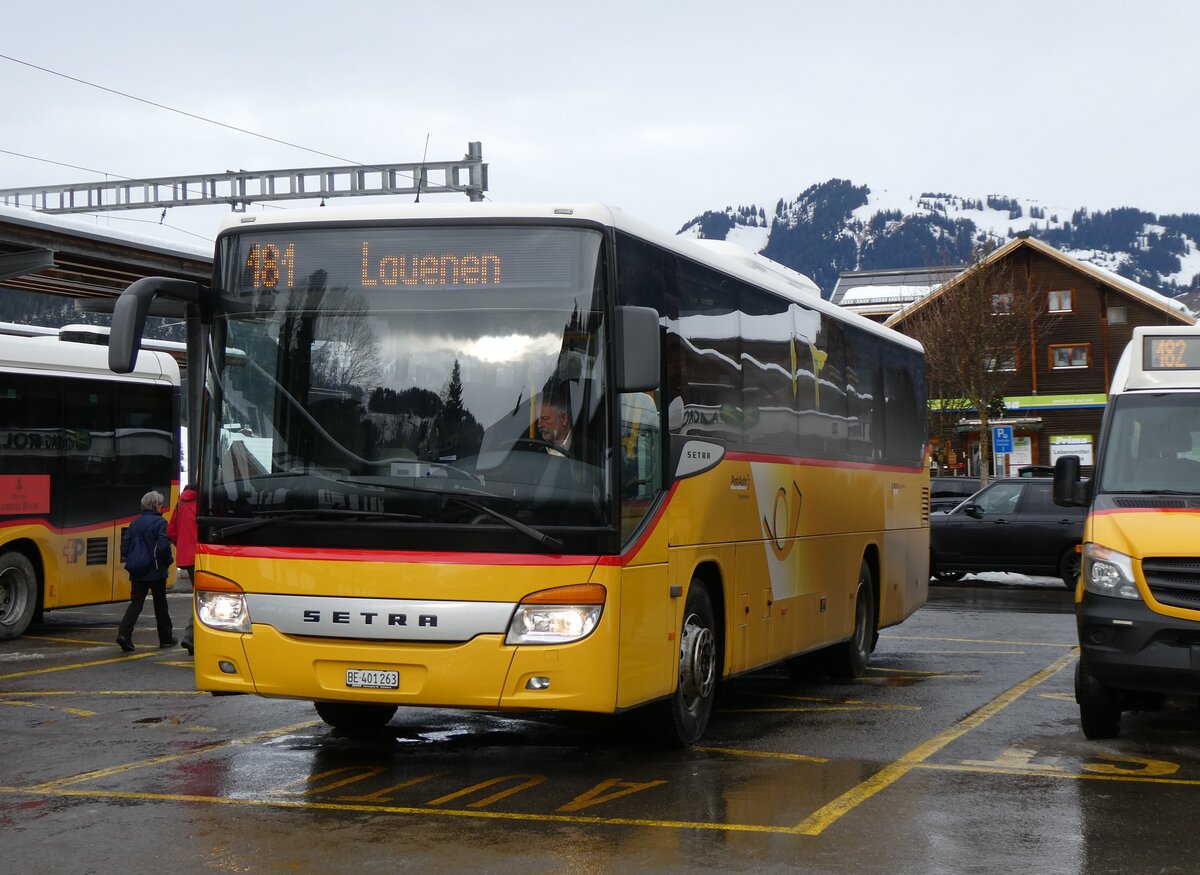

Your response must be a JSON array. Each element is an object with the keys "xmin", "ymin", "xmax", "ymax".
[
  {"xmin": 203, "ymin": 225, "xmax": 612, "ymax": 537},
  {"xmin": 1097, "ymin": 393, "xmax": 1200, "ymax": 494}
]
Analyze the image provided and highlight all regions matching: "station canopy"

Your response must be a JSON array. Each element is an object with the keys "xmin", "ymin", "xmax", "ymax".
[{"xmin": 0, "ymin": 204, "xmax": 211, "ymax": 317}]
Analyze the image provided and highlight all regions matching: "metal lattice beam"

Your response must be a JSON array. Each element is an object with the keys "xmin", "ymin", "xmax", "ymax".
[{"xmin": 0, "ymin": 142, "xmax": 487, "ymax": 214}]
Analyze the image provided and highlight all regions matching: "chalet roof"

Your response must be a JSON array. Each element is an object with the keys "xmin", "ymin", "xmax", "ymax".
[
  {"xmin": 884, "ymin": 235, "xmax": 1194, "ymax": 328},
  {"xmin": 830, "ymin": 266, "xmax": 964, "ymax": 309}
]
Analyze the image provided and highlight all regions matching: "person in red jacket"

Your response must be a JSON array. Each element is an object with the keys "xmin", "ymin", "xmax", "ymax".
[{"xmin": 168, "ymin": 484, "xmax": 199, "ymax": 655}]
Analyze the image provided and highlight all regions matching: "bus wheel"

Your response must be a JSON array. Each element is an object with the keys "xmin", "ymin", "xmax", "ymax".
[
  {"xmin": 314, "ymin": 701, "xmax": 398, "ymax": 731},
  {"xmin": 826, "ymin": 561, "xmax": 875, "ymax": 679},
  {"xmin": 1059, "ymin": 547, "xmax": 1082, "ymax": 589},
  {"xmin": 1075, "ymin": 661, "xmax": 1121, "ymax": 740},
  {"xmin": 665, "ymin": 583, "xmax": 718, "ymax": 746},
  {"xmin": 0, "ymin": 552, "xmax": 38, "ymax": 640}
]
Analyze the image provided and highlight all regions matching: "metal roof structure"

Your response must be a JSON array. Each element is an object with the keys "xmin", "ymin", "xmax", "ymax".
[
  {"xmin": 0, "ymin": 204, "xmax": 211, "ymax": 316},
  {"xmin": 829, "ymin": 265, "xmax": 964, "ymax": 321}
]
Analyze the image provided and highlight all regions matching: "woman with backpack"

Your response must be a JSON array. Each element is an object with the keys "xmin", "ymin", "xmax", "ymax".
[{"xmin": 116, "ymin": 490, "xmax": 176, "ymax": 652}]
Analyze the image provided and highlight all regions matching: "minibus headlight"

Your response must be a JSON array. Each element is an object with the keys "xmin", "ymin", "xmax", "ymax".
[
  {"xmin": 506, "ymin": 584, "xmax": 605, "ymax": 645},
  {"xmin": 194, "ymin": 572, "xmax": 252, "ymax": 633},
  {"xmin": 1082, "ymin": 543, "xmax": 1139, "ymax": 600}
]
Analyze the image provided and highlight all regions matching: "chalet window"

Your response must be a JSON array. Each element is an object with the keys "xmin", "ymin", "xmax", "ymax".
[
  {"xmin": 992, "ymin": 292, "xmax": 1013, "ymax": 314},
  {"xmin": 1050, "ymin": 343, "xmax": 1089, "ymax": 369},
  {"xmin": 985, "ymin": 351, "xmax": 1017, "ymax": 372},
  {"xmin": 1048, "ymin": 289, "xmax": 1074, "ymax": 313},
  {"xmin": 1108, "ymin": 305, "xmax": 1127, "ymax": 325}
]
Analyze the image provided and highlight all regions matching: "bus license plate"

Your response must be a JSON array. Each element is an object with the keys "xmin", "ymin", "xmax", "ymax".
[{"xmin": 345, "ymin": 669, "xmax": 399, "ymax": 689}]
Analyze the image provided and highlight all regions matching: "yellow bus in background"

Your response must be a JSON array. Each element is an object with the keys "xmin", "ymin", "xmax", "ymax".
[
  {"xmin": 0, "ymin": 328, "xmax": 180, "ymax": 638},
  {"xmin": 1056, "ymin": 325, "xmax": 1200, "ymax": 739},
  {"xmin": 109, "ymin": 204, "xmax": 928, "ymax": 744}
]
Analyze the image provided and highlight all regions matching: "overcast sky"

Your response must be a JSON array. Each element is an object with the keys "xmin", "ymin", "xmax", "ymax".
[{"xmin": 3, "ymin": 0, "xmax": 1198, "ymax": 250}]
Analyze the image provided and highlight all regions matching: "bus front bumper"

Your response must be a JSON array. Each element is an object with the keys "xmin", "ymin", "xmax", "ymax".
[
  {"xmin": 193, "ymin": 624, "xmax": 619, "ymax": 714},
  {"xmin": 1077, "ymin": 593, "xmax": 1200, "ymax": 697}
]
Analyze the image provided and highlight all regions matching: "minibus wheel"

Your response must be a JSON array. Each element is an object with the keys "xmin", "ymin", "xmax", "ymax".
[
  {"xmin": 0, "ymin": 552, "xmax": 38, "ymax": 640},
  {"xmin": 314, "ymin": 701, "xmax": 398, "ymax": 731},
  {"xmin": 1075, "ymin": 661, "xmax": 1121, "ymax": 739}
]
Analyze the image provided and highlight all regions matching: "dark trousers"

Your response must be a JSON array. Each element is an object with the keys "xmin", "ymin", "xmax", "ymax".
[{"xmin": 117, "ymin": 577, "xmax": 174, "ymax": 644}]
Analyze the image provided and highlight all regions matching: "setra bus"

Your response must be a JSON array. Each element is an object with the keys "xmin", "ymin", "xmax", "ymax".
[
  {"xmin": 108, "ymin": 203, "xmax": 929, "ymax": 744},
  {"xmin": 0, "ymin": 328, "xmax": 180, "ymax": 638},
  {"xmin": 1055, "ymin": 324, "xmax": 1200, "ymax": 738}
]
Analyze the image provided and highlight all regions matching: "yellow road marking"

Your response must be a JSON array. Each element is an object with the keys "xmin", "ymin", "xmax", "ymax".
[
  {"xmin": 19, "ymin": 635, "xmax": 113, "ymax": 648},
  {"xmin": 883, "ymin": 635, "xmax": 1076, "ymax": 649},
  {"xmin": 0, "ymin": 699, "xmax": 97, "ymax": 717},
  {"xmin": 695, "ymin": 747, "xmax": 828, "ymax": 763},
  {"xmin": 909, "ymin": 650, "xmax": 1026, "ymax": 655},
  {"xmin": 917, "ymin": 762, "xmax": 1200, "ymax": 786},
  {"xmin": 1040, "ymin": 692, "xmax": 1075, "ymax": 702},
  {"xmin": 867, "ymin": 668, "xmax": 980, "ymax": 678},
  {"xmin": 0, "ymin": 784, "xmax": 809, "ymax": 835},
  {"xmin": 0, "ymin": 651, "xmax": 159, "ymax": 679},
  {"xmin": 791, "ymin": 648, "xmax": 1078, "ymax": 836},
  {"xmin": 28, "ymin": 719, "xmax": 322, "ymax": 791},
  {"xmin": 720, "ymin": 700, "xmax": 916, "ymax": 710}
]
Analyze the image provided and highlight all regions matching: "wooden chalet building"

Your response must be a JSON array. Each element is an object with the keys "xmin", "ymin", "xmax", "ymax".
[{"xmin": 883, "ymin": 235, "xmax": 1195, "ymax": 477}]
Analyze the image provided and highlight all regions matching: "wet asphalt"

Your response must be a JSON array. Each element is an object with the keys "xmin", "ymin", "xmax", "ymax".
[{"xmin": 3, "ymin": 574, "xmax": 1199, "ymax": 874}]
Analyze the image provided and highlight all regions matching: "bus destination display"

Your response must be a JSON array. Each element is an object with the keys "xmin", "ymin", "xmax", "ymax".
[
  {"xmin": 234, "ymin": 228, "xmax": 587, "ymax": 295},
  {"xmin": 1143, "ymin": 335, "xmax": 1200, "ymax": 370}
]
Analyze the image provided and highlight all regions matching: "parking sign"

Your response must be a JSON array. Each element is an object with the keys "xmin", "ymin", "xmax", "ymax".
[{"xmin": 992, "ymin": 425, "xmax": 1014, "ymax": 454}]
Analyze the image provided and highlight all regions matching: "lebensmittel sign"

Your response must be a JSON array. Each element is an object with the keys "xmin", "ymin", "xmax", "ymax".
[{"xmin": 1050, "ymin": 435, "xmax": 1094, "ymax": 466}]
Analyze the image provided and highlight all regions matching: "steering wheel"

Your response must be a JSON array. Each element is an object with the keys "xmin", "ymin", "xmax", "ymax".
[{"xmin": 511, "ymin": 437, "xmax": 560, "ymax": 454}]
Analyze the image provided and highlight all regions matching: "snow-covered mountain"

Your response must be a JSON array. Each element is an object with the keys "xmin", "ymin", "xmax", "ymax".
[{"xmin": 678, "ymin": 179, "xmax": 1200, "ymax": 301}]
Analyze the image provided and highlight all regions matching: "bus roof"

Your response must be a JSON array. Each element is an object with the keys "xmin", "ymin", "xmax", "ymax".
[
  {"xmin": 1111, "ymin": 325, "xmax": 1200, "ymax": 395},
  {"xmin": 218, "ymin": 203, "xmax": 924, "ymax": 354},
  {"xmin": 0, "ymin": 332, "xmax": 179, "ymax": 384}
]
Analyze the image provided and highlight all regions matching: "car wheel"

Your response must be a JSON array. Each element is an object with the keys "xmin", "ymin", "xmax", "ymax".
[
  {"xmin": 1059, "ymin": 546, "xmax": 1081, "ymax": 589},
  {"xmin": 932, "ymin": 570, "xmax": 966, "ymax": 583},
  {"xmin": 1075, "ymin": 661, "xmax": 1121, "ymax": 739}
]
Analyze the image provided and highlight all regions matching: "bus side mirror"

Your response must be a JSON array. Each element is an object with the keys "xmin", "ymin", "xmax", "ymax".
[
  {"xmin": 616, "ymin": 306, "xmax": 660, "ymax": 392},
  {"xmin": 109, "ymin": 277, "xmax": 202, "ymax": 373},
  {"xmin": 1053, "ymin": 456, "xmax": 1089, "ymax": 507}
]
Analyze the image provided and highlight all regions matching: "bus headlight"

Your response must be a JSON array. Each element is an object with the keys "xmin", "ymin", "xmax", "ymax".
[
  {"xmin": 194, "ymin": 572, "xmax": 252, "ymax": 633},
  {"xmin": 505, "ymin": 584, "xmax": 605, "ymax": 645},
  {"xmin": 1082, "ymin": 543, "xmax": 1139, "ymax": 600}
]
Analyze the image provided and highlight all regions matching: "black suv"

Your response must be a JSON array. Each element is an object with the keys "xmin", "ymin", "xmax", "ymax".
[
  {"xmin": 930, "ymin": 478, "xmax": 1086, "ymax": 587},
  {"xmin": 930, "ymin": 476, "xmax": 980, "ymax": 513}
]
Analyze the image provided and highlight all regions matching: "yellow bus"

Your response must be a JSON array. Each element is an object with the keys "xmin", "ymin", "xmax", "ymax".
[
  {"xmin": 1055, "ymin": 325, "xmax": 1200, "ymax": 738},
  {"xmin": 109, "ymin": 204, "xmax": 929, "ymax": 744},
  {"xmin": 0, "ymin": 328, "xmax": 180, "ymax": 638}
]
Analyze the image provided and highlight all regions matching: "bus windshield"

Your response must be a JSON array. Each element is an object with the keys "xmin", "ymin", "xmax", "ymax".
[
  {"xmin": 204, "ymin": 225, "xmax": 612, "ymax": 547},
  {"xmin": 1097, "ymin": 393, "xmax": 1200, "ymax": 494}
]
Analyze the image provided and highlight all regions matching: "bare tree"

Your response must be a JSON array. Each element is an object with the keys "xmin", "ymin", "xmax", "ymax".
[{"xmin": 898, "ymin": 245, "xmax": 1052, "ymax": 486}]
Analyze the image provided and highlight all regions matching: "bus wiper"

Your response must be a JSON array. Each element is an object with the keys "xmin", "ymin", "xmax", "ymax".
[
  {"xmin": 210, "ymin": 508, "xmax": 421, "ymax": 539},
  {"xmin": 338, "ymin": 478, "xmax": 566, "ymax": 552},
  {"xmin": 1125, "ymin": 489, "xmax": 1200, "ymax": 496}
]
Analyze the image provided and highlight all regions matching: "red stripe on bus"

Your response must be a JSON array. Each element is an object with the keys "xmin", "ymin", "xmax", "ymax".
[
  {"xmin": 0, "ymin": 516, "xmax": 140, "ymax": 535},
  {"xmin": 1091, "ymin": 507, "xmax": 1200, "ymax": 516}
]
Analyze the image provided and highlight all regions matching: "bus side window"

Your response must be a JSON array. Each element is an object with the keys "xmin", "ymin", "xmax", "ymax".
[{"xmin": 619, "ymin": 392, "xmax": 662, "ymax": 502}]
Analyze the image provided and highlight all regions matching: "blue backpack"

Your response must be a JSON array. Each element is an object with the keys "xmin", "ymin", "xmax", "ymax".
[{"xmin": 124, "ymin": 529, "xmax": 159, "ymax": 579}]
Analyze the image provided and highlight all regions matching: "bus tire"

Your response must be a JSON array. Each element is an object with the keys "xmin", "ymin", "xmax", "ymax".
[
  {"xmin": 0, "ymin": 552, "xmax": 38, "ymax": 640},
  {"xmin": 314, "ymin": 701, "xmax": 398, "ymax": 731},
  {"xmin": 1059, "ymin": 547, "xmax": 1082, "ymax": 589},
  {"xmin": 1075, "ymin": 661, "xmax": 1121, "ymax": 740},
  {"xmin": 825, "ymin": 561, "xmax": 875, "ymax": 679},
  {"xmin": 661, "ymin": 582, "xmax": 718, "ymax": 746}
]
